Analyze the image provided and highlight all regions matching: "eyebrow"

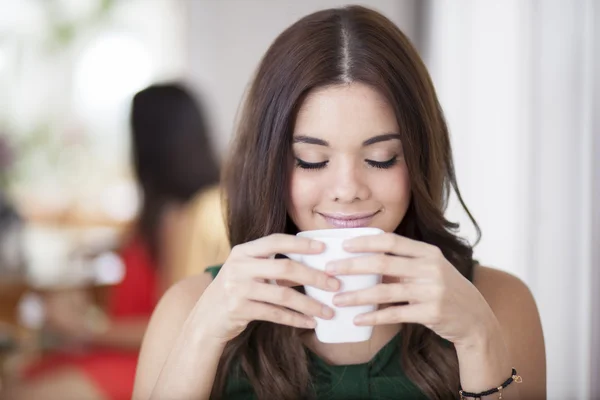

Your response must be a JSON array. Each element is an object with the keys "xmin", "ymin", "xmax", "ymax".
[{"xmin": 293, "ymin": 133, "xmax": 402, "ymax": 147}]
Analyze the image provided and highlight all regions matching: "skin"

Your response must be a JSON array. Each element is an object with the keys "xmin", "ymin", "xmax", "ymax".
[
  {"xmin": 289, "ymin": 83, "xmax": 410, "ymax": 234},
  {"xmin": 133, "ymin": 83, "xmax": 546, "ymax": 400}
]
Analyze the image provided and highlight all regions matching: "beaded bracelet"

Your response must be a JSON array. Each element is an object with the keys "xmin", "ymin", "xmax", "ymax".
[{"xmin": 459, "ymin": 368, "xmax": 522, "ymax": 399}]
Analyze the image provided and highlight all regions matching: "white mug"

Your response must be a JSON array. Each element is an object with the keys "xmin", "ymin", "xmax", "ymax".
[{"xmin": 286, "ymin": 227, "xmax": 383, "ymax": 343}]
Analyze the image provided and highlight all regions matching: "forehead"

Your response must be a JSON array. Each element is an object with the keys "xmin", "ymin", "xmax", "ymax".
[{"xmin": 293, "ymin": 83, "xmax": 399, "ymax": 141}]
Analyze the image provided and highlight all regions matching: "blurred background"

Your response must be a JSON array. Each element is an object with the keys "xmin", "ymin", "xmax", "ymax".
[{"xmin": 0, "ymin": 1, "xmax": 597, "ymax": 399}]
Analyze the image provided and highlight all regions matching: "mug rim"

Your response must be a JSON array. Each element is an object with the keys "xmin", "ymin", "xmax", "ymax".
[{"xmin": 296, "ymin": 227, "xmax": 384, "ymax": 239}]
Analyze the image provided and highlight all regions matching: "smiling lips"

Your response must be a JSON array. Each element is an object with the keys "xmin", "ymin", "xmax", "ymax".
[{"xmin": 318, "ymin": 211, "xmax": 380, "ymax": 228}]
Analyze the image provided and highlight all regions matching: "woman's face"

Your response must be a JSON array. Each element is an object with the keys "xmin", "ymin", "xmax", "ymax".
[{"xmin": 288, "ymin": 82, "xmax": 411, "ymax": 233}]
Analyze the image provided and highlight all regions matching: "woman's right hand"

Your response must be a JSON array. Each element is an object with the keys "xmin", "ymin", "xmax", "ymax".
[{"xmin": 196, "ymin": 234, "xmax": 340, "ymax": 343}]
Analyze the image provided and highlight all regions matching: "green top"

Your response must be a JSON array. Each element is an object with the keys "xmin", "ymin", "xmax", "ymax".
[{"xmin": 205, "ymin": 266, "xmax": 428, "ymax": 399}]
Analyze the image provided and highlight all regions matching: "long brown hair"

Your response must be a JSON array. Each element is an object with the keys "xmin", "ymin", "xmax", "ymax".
[{"xmin": 219, "ymin": 6, "xmax": 479, "ymax": 399}]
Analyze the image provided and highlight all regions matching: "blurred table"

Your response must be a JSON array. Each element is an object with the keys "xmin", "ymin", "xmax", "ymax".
[
  {"xmin": 0, "ymin": 278, "xmax": 114, "ymax": 392},
  {"xmin": 0, "ymin": 278, "xmax": 30, "ymax": 392},
  {"xmin": 0, "ymin": 279, "xmax": 28, "ymax": 328}
]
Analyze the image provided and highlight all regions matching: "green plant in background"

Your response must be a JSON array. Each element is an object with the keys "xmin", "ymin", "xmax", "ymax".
[
  {"xmin": 0, "ymin": 121, "xmax": 61, "ymax": 192},
  {"xmin": 0, "ymin": 132, "xmax": 15, "ymax": 191},
  {"xmin": 44, "ymin": 0, "xmax": 115, "ymax": 51},
  {"xmin": 0, "ymin": 0, "xmax": 117, "ymax": 194}
]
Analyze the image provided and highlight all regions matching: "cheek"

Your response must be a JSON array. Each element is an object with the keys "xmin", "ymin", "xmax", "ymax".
[
  {"xmin": 288, "ymin": 173, "xmax": 322, "ymax": 218},
  {"xmin": 373, "ymin": 167, "xmax": 411, "ymax": 210}
]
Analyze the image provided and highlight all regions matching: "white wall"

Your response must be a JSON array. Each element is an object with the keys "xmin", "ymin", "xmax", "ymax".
[
  {"xmin": 184, "ymin": 0, "xmax": 419, "ymax": 155},
  {"xmin": 590, "ymin": 1, "xmax": 600, "ymax": 397}
]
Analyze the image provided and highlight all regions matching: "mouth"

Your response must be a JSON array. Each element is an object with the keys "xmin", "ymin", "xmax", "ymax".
[{"xmin": 317, "ymin": 210, "xmax": 380, "ymax": 229}]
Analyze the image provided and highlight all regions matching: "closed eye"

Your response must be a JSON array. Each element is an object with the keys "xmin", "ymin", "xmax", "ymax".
[
  {"xmin": 296, "ymin": 158, "xmax": 328, "ymax": 170},
  {"xmin": 295, "ymin": 157, "xmax": 398, "ymax": 170},
  {"xmin": 366, "ymin": 156, "xmax": 398, "ymax": 169}
]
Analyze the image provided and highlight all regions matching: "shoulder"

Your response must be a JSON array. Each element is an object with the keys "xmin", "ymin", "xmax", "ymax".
[
  {"xmin": 134, "ymin": 273, "xmax": 214, "ymax": 398},
  {"xmin": 472, "ymin": 265, "xmax": 540, "ymax": 331},
  {"xmin": 473, "ymin": 265, "xmax": 538, "ymax": 318},
  {"xmin": 141, "ymin": 273, "xmax": 214, "ymax": 348},
  {"xmin": 154, "ymin": 272, "xmax": 214, "ymax": 318},
  {"xmin": 472, "ymin": 265, "xmax": 534, "ymax": 307},
  {"xmin": 472, "ymin": 265, "xmax": 546, "ymax": 397}
]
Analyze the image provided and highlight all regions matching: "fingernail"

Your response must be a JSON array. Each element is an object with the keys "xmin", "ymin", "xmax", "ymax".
[
  {"xmin": 310, "ymin": 240, "xmax": 325, "ymax": 250},
  {"xmin": 327, "ymin": 278, "xmax": 339, "ymax": 291},
  {"xmin": 322, "ymin": 306, "xmax": 334, "ymax": 319},
  {"xmin": 343, "ymin": 239, "xmax": 356, "ymax": 250},
  {"xmin": 325, "ymin": 263, "xmax": 337, "ymax": 274},
  {"xmin": 354, "ymin": 315, "xmax": 366, "ymax": 325},
  {"xmin": 333, "ymin": 295, "xmax": 347, "ymax": 306}
]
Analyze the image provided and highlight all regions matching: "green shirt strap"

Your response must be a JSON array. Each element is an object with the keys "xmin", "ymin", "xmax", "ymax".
[{"xmin": 205, "ymin": 265, "xmax": 223, "ymax": 279}]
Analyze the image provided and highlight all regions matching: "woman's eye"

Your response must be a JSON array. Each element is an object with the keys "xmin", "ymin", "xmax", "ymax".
[
  {"xmin": 366, "ymin": 156, "xmax": 398, "ymax": 169},
  {"xmin": 295, "ymin": 158, "xmax": 328, "ymax": 170}
]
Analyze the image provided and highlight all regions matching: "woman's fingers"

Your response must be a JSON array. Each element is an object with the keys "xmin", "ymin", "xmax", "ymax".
[
  {"xmin": 343, "ymin": 233, "xmax": 438, "ymax": 258},
  {"xmin": 332, "ymin": 282, "xmax": 434, "ymax": 306},
  {"xmin": 244, "ymin": 258, "xmax": 340, "ymax": 292},
  {"xmin": 242, "ymin": 301, "xmax": 317, "ymax": 329},
  {"xmin": 326, "ymin": 254, "xmax": 420, "ymax": 278},
  {"xmin": 236, "ymin": 234, "xmax": 325, "ymax": 258},
  {"xmin": 353, "ymin": 303, "xmax": 431, "ymax": 326},
  {"xmin": 246, "ymin": 282, "xmax": 334, "ymax": 320}
]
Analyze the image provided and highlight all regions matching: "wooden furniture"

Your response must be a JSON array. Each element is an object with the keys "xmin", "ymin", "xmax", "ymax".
[
  {"xmin": 0, "ymin": 279, "xmax": 114, "ymax": 393},
  {"xmin": 0, "ymin": 280, "xmax": 28, "ymax": 328},
  {"xmin": 0, "ymin": 279, "xmax": 30, "ymax": 393}
]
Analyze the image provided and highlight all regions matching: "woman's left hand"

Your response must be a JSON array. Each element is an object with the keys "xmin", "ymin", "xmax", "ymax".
[{"xmin": 326, "ymin": 233, "xmax": 500, "ymax": 349}]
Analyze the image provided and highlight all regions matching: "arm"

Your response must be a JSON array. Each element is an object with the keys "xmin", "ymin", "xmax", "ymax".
[
  {"xmin": 134, "ymin": 234, "xmax": 337, "ymax": 400},
  {"xmin": 456, "ymin": 266, "xmax": 546, "ymax": 400},
  {"xmin": 328, "ymin": 234, "xmax": 546, "ymax": 400},
  {"xmin": 133, "ymin": 272, "xmax": 221, "ymax": 400}
]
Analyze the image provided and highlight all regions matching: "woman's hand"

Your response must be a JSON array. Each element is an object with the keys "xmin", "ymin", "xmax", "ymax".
[
  {"xmin": 197, "ymin": 234, "xmax": 340, "ymax": 343},
  {"xmin": 326, "ymin": 233, "xmax": 499, "ymax": 350}
]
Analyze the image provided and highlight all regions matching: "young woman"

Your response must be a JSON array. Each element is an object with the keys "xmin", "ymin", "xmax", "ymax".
[{"xmin": 134, "ymin": 6, "xmax": 546, "ymax": 400}]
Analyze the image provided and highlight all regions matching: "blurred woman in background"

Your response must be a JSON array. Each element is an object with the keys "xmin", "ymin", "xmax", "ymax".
[{"xmin": 4, "ymin": 83, "xmax": 228, "ymax": 400}]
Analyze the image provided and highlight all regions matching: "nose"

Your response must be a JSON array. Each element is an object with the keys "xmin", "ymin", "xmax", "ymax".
[{"xmin": 328, "ymin": 159, "xmax": 370, "ymax": 203}]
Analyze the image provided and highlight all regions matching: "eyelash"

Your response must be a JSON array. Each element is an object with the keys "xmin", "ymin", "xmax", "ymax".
[
  {"xmin": 295, "ymin": 157, "xmax": 398, "ymax": 170},
  {"xmin": 367, "ymin": 157, "xmax": 398, "ymax": 169},
  {"xmin": 295, "ymin": 159, "xmax": 328, "ymax": 170}
]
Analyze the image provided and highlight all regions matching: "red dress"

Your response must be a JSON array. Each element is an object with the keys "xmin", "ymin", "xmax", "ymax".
[{"xmin": 24, "ymin": 238, "xmax": 158, "ymax": 400}]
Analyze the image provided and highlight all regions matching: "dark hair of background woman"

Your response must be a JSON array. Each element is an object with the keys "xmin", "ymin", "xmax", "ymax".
[{"xmin": 130, "ymin": 83, "xmax": 220, "ymax": 263}]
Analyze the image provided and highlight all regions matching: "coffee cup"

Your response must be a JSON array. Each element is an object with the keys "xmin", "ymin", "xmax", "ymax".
[{"xmin": 286, "ymin": 227, "xmax": 383, "ymax": 343}]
